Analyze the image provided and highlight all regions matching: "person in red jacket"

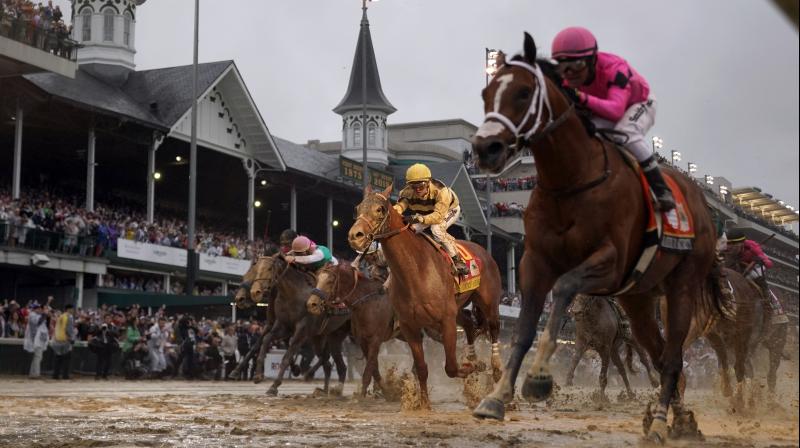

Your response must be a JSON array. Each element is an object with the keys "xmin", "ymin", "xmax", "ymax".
[{"xmin": 725, "ymin": 229, "xmax": 788, "ymax": 325}]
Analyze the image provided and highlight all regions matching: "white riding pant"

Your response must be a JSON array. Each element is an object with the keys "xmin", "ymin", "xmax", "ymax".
[
  {"xmin": 412, "ymin": 206, "xmax": 461, "ymax": 256},
  {"xmin": 591, "ymin": 95, "xmax": 657, "ymax": 162}
]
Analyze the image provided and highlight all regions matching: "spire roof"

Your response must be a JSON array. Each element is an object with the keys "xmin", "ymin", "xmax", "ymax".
[{"xmin": 333, "ymin": 8, "xmax": 396, "ymax": 115}]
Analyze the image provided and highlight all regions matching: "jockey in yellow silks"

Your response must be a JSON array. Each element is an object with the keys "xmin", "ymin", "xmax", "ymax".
[{"xmin": 393, "ymin": 163, "xmax": 469, "ymax": 276}]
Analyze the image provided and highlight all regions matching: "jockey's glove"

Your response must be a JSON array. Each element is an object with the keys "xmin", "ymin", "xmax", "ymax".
[{"xmin": 411, "ymin": 214, "xmax": 425, "ymax": 224}]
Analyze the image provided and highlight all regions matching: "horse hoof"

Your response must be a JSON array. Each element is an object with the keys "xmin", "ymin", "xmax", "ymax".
[
  {"xmin": 472, "ymin": 397, "xmax": 505, "ymax": 420},
  {"xmin": 670, "ymin": 409, "xmax": 703, "ymax": 440},
  {"xmin": 521, "ymin": 373, "xmax": 553, "ymax": 402},
  {"xmin": 265, "ymin": 387, "xmax": 278, "ymax": 397},
  {"xmin": 253, "ymin": 374, "xmax": 264, "ymax": 385},
  {"xmin": 646, "ymin": 418, "xmax": 668, "ymax": 444}
]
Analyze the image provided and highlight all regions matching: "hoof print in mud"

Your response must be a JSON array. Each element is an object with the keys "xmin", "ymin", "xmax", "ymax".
[
  {"xmin": 521, "ymin": 373, "xmax": 553, "ymax": 402},
  {"xmin": 472, "ymin": 397, "xmax": 505, "ymax": 420}
]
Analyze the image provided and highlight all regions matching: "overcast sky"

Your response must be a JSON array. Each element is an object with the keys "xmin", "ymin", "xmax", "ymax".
[{"xmin": 57, "ymin": 0, "xmax": 799, "ymax": 212}]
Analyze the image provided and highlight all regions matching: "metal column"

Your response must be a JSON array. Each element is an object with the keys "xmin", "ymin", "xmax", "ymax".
[
  {"xmin": 327, "ymin": 197, "xmax": 334, "ymax": 251},
  {"xmin": 506, "ymin": 243, "xmax": 516, "ymax": 295},
  {"xmin": 12, "ymin": 99, "xmax": 23, "ymax": 199},
  {"xmin": 86, "ymin": 126, "xmax": 96, "ymax": 212},
  {"xmin": 247, "ymin": 173, "xmax": 255, "ymax": 240},
  {"xmin": 146, "ymin": 142, "xmax": 157, "ymax": 223},
  {"xmin": 290, "ymin": 185, "xmax": 297, "ymax": 230},
  {"xmin": 75, "ymin": 272, "xmax": 84, "ymax": 309}
]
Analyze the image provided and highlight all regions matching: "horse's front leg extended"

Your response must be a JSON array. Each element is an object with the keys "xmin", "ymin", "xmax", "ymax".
[
  {"xmin": 473, "ymin": 252, "xmax": 554, "ymax": 420},
  {"xmin": 266, "ymin": 320, "xmax": 309, "ymax": 396},
  {"xmin": 523, "ymin": 243, "xmax": 617, "ymax": 402}
]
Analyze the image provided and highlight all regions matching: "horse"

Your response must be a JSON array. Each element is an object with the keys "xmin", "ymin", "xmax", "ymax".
[
  {"xmin": 306, "ymin": 261, "xmax": 396, "ymax": 397},
  {"xmin": 566, "ymin": 295, "xmax": 659, "ymax": 399},
  {"xmin": 248, "ymin": 254, "xmax": 351, "ymax": 396},
  {"xmin": 347, "ymin": 184, "xmax": 503, "ymax": 409},
  {"xmin": 469, "ymin": 33, "xmax": 729, "ymax": 442}
]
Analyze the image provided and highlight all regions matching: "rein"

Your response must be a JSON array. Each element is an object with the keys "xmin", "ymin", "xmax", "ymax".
[
  {"xmin": 252, "ymin": 255, "xmax": 311, "ymax": 295},
  {"xmin": 313, "ymin": 265, "xmax": 381, "ymax": 310},
  {"xmin": 352, "ymin": 193, "xmax": 411, "ymax": 264}
]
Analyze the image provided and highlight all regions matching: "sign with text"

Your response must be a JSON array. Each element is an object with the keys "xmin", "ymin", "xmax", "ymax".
[
  {"xmin": 339, "ymin": 156, "xmax": 395, "ymax": 190},
  {"xmin": 116, "ymin": 239, "xmax": 250, "ymax": 276}
]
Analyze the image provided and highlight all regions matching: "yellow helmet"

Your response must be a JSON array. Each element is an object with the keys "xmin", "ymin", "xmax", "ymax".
[{"xmin": 405, "ymin": 163, "xmax": 432, "ymax": 184}]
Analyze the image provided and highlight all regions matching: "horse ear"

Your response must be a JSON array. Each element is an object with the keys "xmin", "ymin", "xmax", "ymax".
[
  {"xmin": 523, "ymin": 32, "xmax": 537, "ymax": 64},
  {"xmin": 364, "ymin": 184, "xmax": 373, "ymax": 197},
  {"xmin": 382, "ymin": 184, "xmax": 393, "ymax": 198}
]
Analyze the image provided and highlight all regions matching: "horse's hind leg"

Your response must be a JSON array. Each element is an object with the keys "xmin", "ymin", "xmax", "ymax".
[
  {"xmin": 611, "ymin": 344, "xmax": 634, "ymax": 399},
  {"xmin": 456, "ymin": 308, "xmax": 478, "ymax": 363},
  {"xmin": 267, "ymin": 321, "xmax": 309, "ymax": 396},
  {"xmin": 597, "ymin": 349, "xmax": 611, "ymax": 403},
  {"xmin": 473, "ymin": 253, "xmax": 554, "ymax": 420},
  {"xmin": 632, "ymin": 339, "xmax": 660, "ymax": 388},
  {"xmin": 706, "ymin": 332, "xmax": 732, "ymax": 398},
  {"xmin": 566, "ymin": 341, "xmax": 586, "ymax": 387},
  {"xmin": 330, "ymin": 338, "xmax": 348, "ymax": 396},
  {"xmin": 767, "ymin": 325, "xmax": 787, "ymax": 397}
]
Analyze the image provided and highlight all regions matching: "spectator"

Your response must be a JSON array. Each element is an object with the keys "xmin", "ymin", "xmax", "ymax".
[
  {"xmin": 23, "ymin": 302, "xmax": 50, "ymax": 379},
  {"xmin": 221, "ymin": 324, "xmax": 237, "ymax": 380},
  {"xmin": 88, "ymin": 314, "xmax": 118, "ymax": 380},
  {"xmin": 51, "ymin": 304, "xmax": 76, "ymax": 380},
  {"xmin": 147, "ymin": 317, "xmax": 168, "ymax": 377}
]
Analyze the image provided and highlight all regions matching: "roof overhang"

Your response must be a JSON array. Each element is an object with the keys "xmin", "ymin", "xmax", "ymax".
[
  {"xmin": 446, "ymin": 164, "xmax": 488, "ymax": 233},
  {"xmin": 0, "ymin": 35, "xmax": 77, "ymax": 79},
  {"xmin": 168, "ymin": 63, "xmax": 286, "ymax": 171},
  {"xmin": 731, "ymin": 187, "xmax": 798, "ymax": 224}
]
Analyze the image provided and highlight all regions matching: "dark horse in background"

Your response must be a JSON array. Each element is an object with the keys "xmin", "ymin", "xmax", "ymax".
[
  {"xmin": 348, "ymin": 184, "xmax": 503, "ymax": 409},
  {"xmin": 248, "ymin": 255, "xmax": 351, "ymax": 396},
  {"xmin": 566, "ymin": 295, "xmax": 659, "ymax": 399},
  {"xmin": 470, "ymin": 33, "xmax": 729, "ymax": 442},
  {"xmin": 307, "ymin": 262, "xmax": 397, "ymax": 397}
]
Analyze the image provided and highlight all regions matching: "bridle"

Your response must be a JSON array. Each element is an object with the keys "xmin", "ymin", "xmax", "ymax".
[
  {"xmin": 251, "ymin": 254, "xmax": 312, "ymax": 296},
  {"xmin": 483, "ymin": 59, "xmax": 609, "ymax": 198},
  {"xmin": 483, "ymin": 59, "xmax": 575, "ymax": 152},
  {"xmin": 310, "ymin": 264, "xmax": 382, "ymax": 310},
  {"xmin": 352, "ymin": 193, "xmax": 410, "ymax": 262}
]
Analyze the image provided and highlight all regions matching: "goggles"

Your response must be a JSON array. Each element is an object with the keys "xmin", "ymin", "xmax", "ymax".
[
  {"xmin": 410, "ymin": 181, "xmax": 428, "ymax": 191},
  {"xmin": 556, "ymin": 58, "xmax": 588, "ymax": 75}
]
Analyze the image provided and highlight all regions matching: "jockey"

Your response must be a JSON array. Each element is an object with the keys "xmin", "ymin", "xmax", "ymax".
[
  {"xmin": 363, "ymin": 241, "xmax": 390, "ymax": 283},
  {"xmin": 551, "ymin": 26, "xmax": 675, "ymax": 211},
  {"xmin": 285, "ymin": 235, "xmax": 338, "ymax": 272},
  {"xmin": 725, "ymin": 229, "xmax": 788, "ymax": 325},
  {"xmin": 394, "ymin": 163, "xmax": 470, "ymax": 276},
  {"xmin": 278, "ymin": 229, "xmax": 298, "ymax": 255}
]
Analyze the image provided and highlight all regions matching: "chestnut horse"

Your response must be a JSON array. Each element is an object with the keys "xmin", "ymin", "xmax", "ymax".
[
  {"xmin": 470, "ymin": 33, "xmax": 728, "ymax": 442},
  {"xmin": 348, "ymin": 184, "xmax": 503, "ymax": 409},
  {"xmin": 306, "ymin": 262, "xmax": 396, "ymax": 397}
]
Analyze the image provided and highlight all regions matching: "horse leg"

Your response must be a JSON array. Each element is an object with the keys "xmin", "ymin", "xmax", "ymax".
[
  {"xmin": 254, "ymin": 324, "xmax": 283, "ymax": 384},
  {"xmin": 457, "ymin": 308, "xmax": 478, "ymax": 364},
  {"xmin": 266, "ymin": 321, "xmax": 309, "ymax": 396},
  {"xmin": 330, "ymin": 338, "xmax": 348, "ymax": 396},
  {"xmin": 230, "ymin": 332, "xmax": 262, "ymax": 379},
  {"xmin": 401, "ymin": 324, "xmax": 430, "ymax": 410},
  {"xmin": 368, "ymin": 340, "xmax": 385, "ymax": 398},
  {"xmin": 523, "ymin": 243, "xmax": 618, "ymax": 402},
  {"xmin": 442, "ymin": 312, "xmax": 472, "ymax": 378},
  {"xmin": 473, "ymin": 253, "xmax": 554, "ymax": 420},
  {"xmin": 565, "ymin": 341, "xmax": 586, "ymax": 387},
  {"xmin": 611, "ymin": 343, "xmax": 634, "ymax": 399},
  {"xmin": 766, "ymin": 325, "xmax": 787, "ymax": 397},
  {"xmin": 632, "ymin": 339, "xmax": 660, "ymax": 388},
  {"xmin": 597, "ymin": 348, "xmax": 610, "ymax": 403},
  {"xmin": 706, "ymin": 332, "xmax": 732, "ymax": 398}
]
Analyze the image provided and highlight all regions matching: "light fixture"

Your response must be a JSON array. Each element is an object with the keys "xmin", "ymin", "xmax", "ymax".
[
  {"xmin": 652, "ymin": 136, "xmax": 663, "ymax": 149},
  {"xmin": 719, "ymin": 185, "xmax": 728, "ymax": 195},
  {"xmin": 175, "ymin": 156, "xmax": 182, "ymax": 162},
  {"xmin": 332, "ymin": 220, "xmax": 340, "ymax": 227},
  {"xmin": 688, "ymin": 163, "xmax": 697, "ymax": 173},
  {"xmin": 254, "ymin": 200, "xmax": 262, "ymax": 208},
  {"xmin": 153, "ymin": 172, "xmax": 162, "ymax": 180},
  {"xmin": 260, "ymin": 179, "xmax": 267, "ymax": 186},
  {"xmin": 705, "ymin": 175, "xmax": 714, "ymax": 185}
]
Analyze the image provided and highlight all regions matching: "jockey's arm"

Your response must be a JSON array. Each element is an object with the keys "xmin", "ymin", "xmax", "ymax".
[
  {"xmin": 392, "ymin": 197, "xmax": 409, "ymax": 215},
  {"xmin": 584, "ymin": 84, "xmax": 631, "ymax": 122},
  {"xmin": 421, "ymin": 188, "xmax": 452, "ymax": 226},
  {"xmin": 292, "ymin": 249, "xmax": 325, "ymax": 265}
]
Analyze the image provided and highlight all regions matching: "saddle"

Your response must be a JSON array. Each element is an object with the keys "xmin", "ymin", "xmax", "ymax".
[{"xmin": 416, "ymin": 232, "xmax": 482, "ymax": 294}]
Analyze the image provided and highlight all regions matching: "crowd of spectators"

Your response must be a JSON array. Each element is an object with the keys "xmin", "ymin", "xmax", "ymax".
[
  {"xmin": 0, "ymin": 188, "xmax": 267, "ymax": 261},
  {"xmin": 768, "ymin": 265, "xmax": 800, "ymax": 290},
  {"xmin": 0, "ymin": 298, "xmax": 279, "ymax": 381},
  {"xmin": 0, "ymin": 0, "xmax": 76, "ymax": 59},
  {"xmin": 489, "ymin": 201, "xmax": 525, "ymax": 217}
]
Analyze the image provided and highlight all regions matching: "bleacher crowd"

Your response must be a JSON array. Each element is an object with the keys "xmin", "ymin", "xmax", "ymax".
[
  {"xmin": 0, "ymin": 0, "xmax": 76, "ymax": 59},
  {"xmin": 0, "ymin": 298, "xmax": 273, "ymax": 381}
]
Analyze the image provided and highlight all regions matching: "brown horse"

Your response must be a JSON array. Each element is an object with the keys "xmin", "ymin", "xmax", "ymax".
[
  {"xmin": 347, "ymin": 184, "xmax": 503, "ymax": 409},
  {"xmin": 566, "ymin": 295, "xmax": 659, "ymax": 399},
  {"xmin": 306, "ymin": 262, "xmax": 396, "ymax": 397},
  {"xmin": 249, "ymin": 255, "xmax": 350, "ymax": 396},
  {"xmin": 470, "ymin": 33, "xmax": 728, "ymax": 442}
]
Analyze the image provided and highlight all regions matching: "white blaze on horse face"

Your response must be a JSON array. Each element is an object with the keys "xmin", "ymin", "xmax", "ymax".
[
  {"xmin": 493, "ymin": 73, "xmax": 514, "ymax": 113},
  {"xmin": 475, "ymin": 121, "xmax": 506, "ymax": 139}
]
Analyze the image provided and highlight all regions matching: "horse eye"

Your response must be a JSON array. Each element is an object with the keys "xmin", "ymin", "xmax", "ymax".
[
  {"xmin": 377, "ymin": 205, "xmax": 385, "ymax": 214},
  {"xmin": 516, "ymin": 88, "xmax": 532, "ymax": 101}
]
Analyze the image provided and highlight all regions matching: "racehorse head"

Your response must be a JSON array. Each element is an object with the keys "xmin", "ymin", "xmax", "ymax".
[
  {"xmin": 306, "ymin": 264, "xmax": 339, "ymax": 316},
  {"xmin": 348, "ymin": 184, "xmax": 395, "ymax": 253},
  {"xmin": 233, "ymin": 262, "xmax": 258, "ymax": 309},
  {"xmin": 249, "ymin": 254, "xmax": 287, "ymax": 303},
  {"xmin": 472, "ymin": 32, "xmax": 559, "ymax": 173}
]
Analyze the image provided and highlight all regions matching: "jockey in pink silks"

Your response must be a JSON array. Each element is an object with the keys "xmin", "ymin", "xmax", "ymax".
[{"xmin": 552, "ymin": 26, "xmax": 675, "ymax": 211}]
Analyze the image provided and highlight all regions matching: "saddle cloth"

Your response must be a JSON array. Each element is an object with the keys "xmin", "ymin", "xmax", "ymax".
[{"xmin": 418, "ymin": 232, "xmax": 482, "ymax": 294}]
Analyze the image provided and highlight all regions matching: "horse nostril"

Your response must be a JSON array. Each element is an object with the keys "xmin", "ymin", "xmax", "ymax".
[
  {"xmin": 354, "ymin": 232, "xmax": 364, "ymax": 239},
  {"xmin": 487, "ymin": 140, "xmax": 504, "ymax": 155}
]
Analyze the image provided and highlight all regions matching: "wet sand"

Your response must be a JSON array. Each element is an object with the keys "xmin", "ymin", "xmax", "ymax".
[{"xmin": 1, "ymin": 373, "xmax": 797, "ymax": 448}]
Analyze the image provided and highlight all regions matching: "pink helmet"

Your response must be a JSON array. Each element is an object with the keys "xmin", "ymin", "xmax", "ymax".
[
  {"xmin": 290, "ymin": 235, "xmax": 315, "ymax": 253},
  {"xmin": 551, "ymin": 26, "xmax": 598, "ymax": 59}
]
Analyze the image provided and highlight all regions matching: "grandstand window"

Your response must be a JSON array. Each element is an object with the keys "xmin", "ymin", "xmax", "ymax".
[
  {"xmin": 353, "ymin": 123, "xmax": 362, "ymax": 147},
  {"xmin": 103, "ymin": 9, "xmax": 115, "ymax": 42},
  {"xmin": 368, "ymin": 123, "xmax": 376, "ymax": 146},
  {"xmin": 81, "ymin": 10, "xmax": 92, "ymax": 42},
  {"xmin": 123, "ymin": 13, "xmax": 132, "ymax": 46}
]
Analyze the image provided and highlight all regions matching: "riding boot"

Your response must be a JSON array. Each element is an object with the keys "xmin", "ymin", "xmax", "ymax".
[
  {"xmin": 712, "ymin": 262, "xmax": 736, "ymax": 317},
  {"xmin": 442, "ymin": 240, "xmax": 470, "ymax": 276},
  {"xmin": 756, "ymin": 276, "xmax": 789, "ymax": 325},
  {"xmin": 641, "ymin": 156, "xmax": 676, "ymax": 211}
]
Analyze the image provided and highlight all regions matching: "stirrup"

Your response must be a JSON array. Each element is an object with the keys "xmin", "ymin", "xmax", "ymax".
[{"xmin": 655, "ymin": 193, "xmax": 676, "ymax": 212}]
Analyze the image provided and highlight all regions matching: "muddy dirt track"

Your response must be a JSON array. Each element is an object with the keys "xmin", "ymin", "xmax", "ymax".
[{"xmin": 0, "ymin": 373, "xmax": 797, "ymax": 448}]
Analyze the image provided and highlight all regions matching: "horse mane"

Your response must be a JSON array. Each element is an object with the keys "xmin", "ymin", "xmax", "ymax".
[{"xmin": 508, "ymin": 54, "xmax": 595, "ymax": 136}]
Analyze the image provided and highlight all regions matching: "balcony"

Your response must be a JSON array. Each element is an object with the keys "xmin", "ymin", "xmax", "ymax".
[{"xmin": 0, "ymin": 13, "xmax": 77, "ymax": 78}]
